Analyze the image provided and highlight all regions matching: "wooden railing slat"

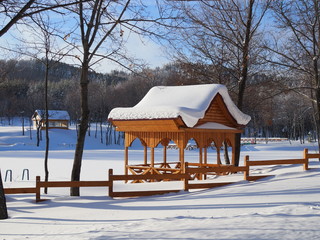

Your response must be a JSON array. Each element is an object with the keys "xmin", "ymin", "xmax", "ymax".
[
  {"xmin": 247, "ymin": 159, "xmax": 305, "ymax": 166},
  {"xmin": 38, "ymin": 181, "xmax": 110, "ymax": 188},
  {"xmin": 186, "ymin": 166, "xmax": 247, "ymax": 174},
  {"xmin": 111, "ymin": 190, "xmax": 181, "ymax": 198},
  {"xmin": 307, "ymin": 153, "xmax": 320, "ymax": 159},
  {"xmin": 110, "ymin": 173, "xmax": 188, "ymax": 181},
  {"xmin": 187, "ymin": 182, "xmax": 234, "ymax": 189},
  {"xmin": 4, "ymin": 188, "xmax": 37, "ymax": 194}
]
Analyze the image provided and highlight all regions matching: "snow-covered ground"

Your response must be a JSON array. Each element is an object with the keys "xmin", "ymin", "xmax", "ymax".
[{"xmin": 1, "ymin": 124, "xmax": 320, "ymax": 240}]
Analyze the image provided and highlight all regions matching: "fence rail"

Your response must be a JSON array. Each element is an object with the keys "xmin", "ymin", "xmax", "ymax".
[
  {"xmin": 4, "ymin": 148, "xmax": 318, "ymax": 202},
  {"xmin": 4, "ymin": 187, "xmax": 37, "ymax": 194},
  {"xmin": 244, "ymin": 148, "xmax": 309, "ymax": 171}
]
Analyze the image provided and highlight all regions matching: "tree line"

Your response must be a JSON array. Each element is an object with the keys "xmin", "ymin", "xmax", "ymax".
[{"xmin": 0, "ymin": 58, "xmax": 316, "ymax": 142}]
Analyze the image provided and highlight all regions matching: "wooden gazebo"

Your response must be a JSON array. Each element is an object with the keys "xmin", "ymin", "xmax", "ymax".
[{"xmin": 108, "ymin": 84, "xmax": 251, "ymax": 177}]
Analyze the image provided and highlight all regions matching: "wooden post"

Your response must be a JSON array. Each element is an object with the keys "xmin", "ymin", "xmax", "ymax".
[
  {"xmin": 184, "ymin": 162, "xmax": 189, "ymax": 191},
  {"xmin": 179, "ymin": 147, "xmax": 185, "ymax": 173},
  {"xmin": 36, "ymin": 176, "xmax": 41, "ymax": 202},
  {"xmin": 204, "ymin": 147, "xmax": 207, "ymax": 164},
  {"xmin": 217, "ymin": 148, "xmax": 221, "ymax": 165},
  {"xmin": 124, "ymin": 147, "xmax": 128, "ymax": 175},
  {"xmin": 151, "ymin": 147, "xmax": 155, "ymax": 174},
  {"xmin": 204, "ymin": 147, "xmax": 207, "ymax": 180},
  {"xmin": 144, "ymin": 145, "xmax": 147, "ymax": 165},
  {"xmin": 108, "ymin": 169, "xmax": 113, "ymax": 198},
  {"xmin": 199, "ymin": 148, "xmax": 203, "ymax": 180},
  {"xmin": 232, "ymin": 142, "xmax": 236, "ymax": 165},
  {"xmin": 244, "ymin": 155, "xmax": 249, "ymax": 180},
  {"xmin": 124, "ymin": 147, "xmax": 129, "ymax": 183},
  {"xmin": 303, "ymin": 148, "xmax": 309, "ymax": 171},
  {"xmin": 231, "ymin": 137, "xmax": 236, "ymax": 166},
  {"xmin": 163, "ymin": 145, "xmax": 167, "ymax": 165}
]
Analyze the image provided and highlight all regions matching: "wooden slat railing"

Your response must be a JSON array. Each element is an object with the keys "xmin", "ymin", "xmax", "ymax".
[
  {"xmin": 4, "ymin": 187, "xmax": 37, "ymax": 194},
  {"xmin": 244, "ymin": 148, "xmax": 309, "ymax": 172},
  {"xmin": 108, "ymin": 169, "xmax": 188, "ymax": 198}
]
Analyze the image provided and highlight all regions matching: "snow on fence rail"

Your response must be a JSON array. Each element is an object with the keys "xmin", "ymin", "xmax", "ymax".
[{"xmin": 4, "ymin": 149, "xmax": 318, "ymax": 202}]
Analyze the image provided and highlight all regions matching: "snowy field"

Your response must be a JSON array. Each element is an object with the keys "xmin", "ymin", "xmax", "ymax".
[{"xmin": 1, "ymin": 124, "xmax": 320, "ymax": 240}]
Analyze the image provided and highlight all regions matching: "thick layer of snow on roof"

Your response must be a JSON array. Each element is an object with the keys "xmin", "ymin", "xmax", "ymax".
[
  {"xmin": 35, "ymin": 110, "xmax": 70, "ymax": 120},
  {"xmin": 108, "ymin": 84, "xmax": 251, "ymax": 127}
]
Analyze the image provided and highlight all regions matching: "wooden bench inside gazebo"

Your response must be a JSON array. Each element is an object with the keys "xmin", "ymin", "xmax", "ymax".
[{"xmin": 108, "ymin": 84, "xmax": 251, "ymax": 180}]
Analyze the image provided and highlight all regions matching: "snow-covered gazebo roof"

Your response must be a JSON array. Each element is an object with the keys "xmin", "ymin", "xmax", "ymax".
[{"xmin": 108, "ymin": 84, "xmax": 250, "ymax": 130}]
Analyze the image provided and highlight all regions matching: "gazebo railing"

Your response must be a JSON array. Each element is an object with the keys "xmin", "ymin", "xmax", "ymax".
[
  {"xmin": 126, "ymin": 162, "xmax": 232, "ymax": 182},
  {"xmin": 127, "ymin": 162, "xmax": 181, "ymax": 183}
]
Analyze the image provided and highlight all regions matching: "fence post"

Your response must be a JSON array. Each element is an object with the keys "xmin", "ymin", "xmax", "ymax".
[
  {"xmin": 108, "ymin": 169, "xmax": 113, "ymax": 198},
  {"xmin": 36, "ymin": 176, "xmax": 41, "ymax": 202},
  {"xmin": 303, "ymin": 148, "xmax": 309, "ymax": 171},
  {"xmin": 184, "ymin": 162, "xmax": 189, "ymax": 191},
  {"xmin": 244, "ymin": 155, "xmax": 250, "ymax": 181}
]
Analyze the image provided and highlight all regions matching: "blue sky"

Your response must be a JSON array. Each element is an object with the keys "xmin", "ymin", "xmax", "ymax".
[{"xmin": 0, "ymin": 0, "xmax": 171, "ymax": 73}]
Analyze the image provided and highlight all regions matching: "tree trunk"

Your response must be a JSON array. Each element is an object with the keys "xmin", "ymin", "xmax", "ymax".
[
  {"xmin": 223, "ymin": 141, "xmax": 230, "ymax": 165},
  {"xmin": 0, "ymin": 171, "xmax": 8, "ymax": 220},
  {"xmin": 44, "ymin": 61, "xmax": 50, "ymax": 194},
  {"xmin": 234, "ymin": 0, "xmax": 254, "ymax": 166},
  {"xmin": 315, "ymin": 88, "xmax": 320, "ymax": 161},
  {"xmin": 234, "ymin": 133, "xmax": 241, "ymax": 166},
  {"xmin": 70, "ymin": 61, "xmax": 89, "ymax": 196},
  {"xmin": 100, "ymin": 121, "xmax": 103, "ymax": 144}
]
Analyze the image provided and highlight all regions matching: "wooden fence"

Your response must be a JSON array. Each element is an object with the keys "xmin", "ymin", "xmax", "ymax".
[
  {"xmin": 4, "ymin": 149, "xmax": 318, "ymax": 202},
  {"xmin": 4, "ymin": 176, "xmax": 111, "ymax": 202},
  {"xmin": 245, "ymin": 148, "xmax": 311, "ymax": 172},
  {"xmin": 184, "ymin": 162, "xmax": 249, "ymax": 190},
  {"xmin": 108, "ymin": 169, "xmax": 187, "ymax": 198}
]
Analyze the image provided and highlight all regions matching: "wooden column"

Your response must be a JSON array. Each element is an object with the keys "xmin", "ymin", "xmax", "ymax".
[
  {"xmin": 232, "ymin": 134, "xmax": 236, "ymax": 165},
  {"xmin": 204, "ymin": 147, "xmax": 207, "ymax": 164},
  {"xmin": 124, "ymin": 147, "xmax": 129, "ymax": 176},
  {"xmin": 199, "ymin": 148, "xmax": 203, "ymax": 180},
  {"xmin": 217, "ymin": 147, "xmax": 221, "ymax": 165},
  {"xmin": 163, "ymin": 146, "xmax": 167, "ymax": 165},
  {"xmin": 303, "ymin": 148, "xmax": 309, "ymax": 171},
  {"xmin": 204, "ymin": 147, "xmax": 207, "ymax": 180},
  {"xmin": 151, "ymin": 147, "xmax": 155, "ymax": 174},
  {"xmin": 160, "ymin": 139, "xmax": 170, "ymax": 167},
  {"xmin": 232, "ymin": 143, "xmax": 236, "ymax": 166},
  {"xmin": 144, "ymin": 145, "xmax": 147, "ymax": 165},
  {"xmin": 179, "ymin": 147, "xmax": 185, "ymax": 173}
]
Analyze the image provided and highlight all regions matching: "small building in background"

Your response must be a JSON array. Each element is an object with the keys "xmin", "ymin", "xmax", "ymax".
[{"xmin": 32, "ymin": 110, "xmax": 70, "ymax": 130}]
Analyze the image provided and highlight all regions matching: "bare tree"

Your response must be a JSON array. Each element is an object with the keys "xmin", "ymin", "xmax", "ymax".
[
  {"xmin": 0, "ymin": 0, "xmax": 38, "ymax": 221},
  {"xmin": 29, "ymin": 13, "xmax": 73, "ymax": 193},
  {"xmin": 265, "ymin": 0, "xmax": 320, "ymax": 151},
  {"xmin": 0, "ymin": 0, "xmax": 81, "ymax": 219},
  {"xmin": 168, "ymin": 0, "xmax": 271, "ymax": 165},
  {"xmin": 3, "ymin": 11, "xmax": 74, "ymax": 193},
  {"xmin": 0, "ymin": 1, "xmax": 85, "ymax": 37},
  {"xmin": 66, "ymin": 0, "xmax": 174, "ymax": 196}
]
